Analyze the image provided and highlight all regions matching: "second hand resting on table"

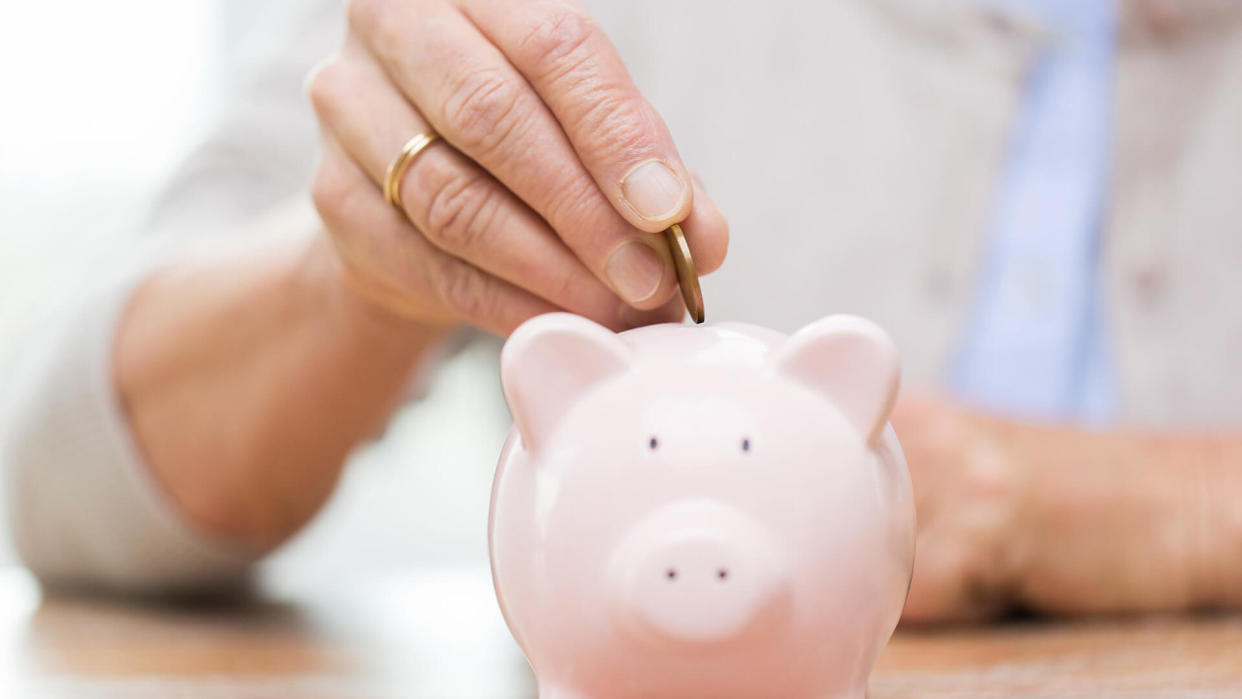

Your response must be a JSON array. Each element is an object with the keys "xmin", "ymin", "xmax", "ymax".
[{"xmin": 896, "ymin": 393, "xmax": 1242, "ymax": 623}]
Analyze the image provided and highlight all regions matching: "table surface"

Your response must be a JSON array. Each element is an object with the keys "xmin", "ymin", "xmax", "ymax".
[{"xmin": 5, "ymin": 565, "xmax": 1242, "ymax": 699}]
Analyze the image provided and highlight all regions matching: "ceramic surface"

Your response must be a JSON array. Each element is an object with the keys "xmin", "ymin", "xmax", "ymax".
[{"xmin": 490, "ymin": 313, "xmax": 915, "ymax": 699}]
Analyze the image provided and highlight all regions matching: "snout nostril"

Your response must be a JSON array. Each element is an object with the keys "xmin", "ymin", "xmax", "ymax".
[
  {"xmin": 665, "ymin": 568, "xmax": 678, "ymax": 581},
  {"xmin": 717, "ymin": 568, "xmax": 729, "ymax": 581}
]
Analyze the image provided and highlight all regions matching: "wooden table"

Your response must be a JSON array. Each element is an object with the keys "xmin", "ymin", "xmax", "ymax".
[{"xmin": 6, "ymin": 565, "xmax": 1242, "ymax": 698}]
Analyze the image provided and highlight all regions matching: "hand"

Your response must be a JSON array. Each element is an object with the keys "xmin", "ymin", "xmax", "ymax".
[
  {"xmin": 892, "ymin": 392, "xmax": 1027, "ymax": 623},
  {"xmin": 306, "ymin": 0, "xmax": 729, "ymax": 335},
  {"xmin": 894, "ymin": 392, "xmax": 1242, "ymax": 624}
]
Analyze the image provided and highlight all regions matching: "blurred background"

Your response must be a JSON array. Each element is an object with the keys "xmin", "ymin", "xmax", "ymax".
[
  {"xmin": 0, "ymin": 1, "xmax": 528, "ymax": 694},
  {"xmin": 0, "ymin": 0, "xmax": 221, "ymax": 366}
]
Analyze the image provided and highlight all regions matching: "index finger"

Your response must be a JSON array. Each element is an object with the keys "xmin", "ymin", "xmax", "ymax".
[
  {"xmin": 351, "ymin": 2, "xmax": 680, "ymax": 309},
  {"xmin": 459, "ymin": 0, "xmax": 728, "ymax": 261}
]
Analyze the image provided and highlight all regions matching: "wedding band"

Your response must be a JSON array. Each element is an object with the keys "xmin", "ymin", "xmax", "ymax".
[{"xmin": 383, "ymin": 131, "xmax": 441, "ymax": 210}]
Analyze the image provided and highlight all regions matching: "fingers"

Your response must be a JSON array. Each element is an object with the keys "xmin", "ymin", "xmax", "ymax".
[
  {"xmin": 461, "ymin": 0, "xmax": 729, "ymax": 268},
  {"xmin": 311, "ymin": 133, "xmax": 561, "ymax": 337},
  {"xmin": 307, "ymin": 49, "xmax": 658, "ymax": 331},
  {"xmin": 903, "ymin": 532, "xmax": 1006, "ymax": 624},
  {"xmin": 683, "ymin": 175, "xmax": 729, "ymax": 275},
  {"xmin": 348, "ymin": 0, "xmax": 691, "ymax": 309},
  {"xmin": 461, "ymin": 0, "xmax": 688, "ymax": 224}
]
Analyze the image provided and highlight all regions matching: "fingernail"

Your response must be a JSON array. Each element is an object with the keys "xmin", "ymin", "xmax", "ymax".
[
  {"xmin": 605, "ymin": 241, "xmax": 665, "ymax": 305},
  {"xmin": 620, "ymin": 160, "xmax": 687, "ymax": 221}
]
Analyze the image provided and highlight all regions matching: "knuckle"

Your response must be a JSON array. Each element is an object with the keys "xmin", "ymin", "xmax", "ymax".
[
  {"xmin": 544, "ymin": 175, "xmax": 610, "ymax": 234},
  {"xmin": 346, "ymin": 0, "xmax": 387, "ymax": 34},
  {"xmin": 435, "ymin": 260, "xmax": 494, "ymax": 321},
  {"xmin": 422, "ymin": 172, "xmax": 501, "ymax": 253},
  {"xmin": 310, "ymin": 159, "xmax": 356, "ymax": 223},
  {"xmin": 347, "ymin": 0, "xmax": 418, "ymax": 57},
  {"xmin": 441, "ymin": 68, "xmax": 529, "ymax": 155},
  {"xmin": 575, "ymin": 96, "xmax": 654, "ymax": 160},
  {"xmin": 516, "ymin": 4, "xmax": 598, "ymax": 79},
  {"xmin": 305, "ymin": 58, "xmax": 349, "ymax": 117}
]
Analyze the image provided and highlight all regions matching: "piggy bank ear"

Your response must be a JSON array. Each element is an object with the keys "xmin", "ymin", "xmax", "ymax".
[
  {"xmin": 500, "ymin": 313, "xmax": 633, "ymax": 452},
  {"xmin": 771, "ymin": 315, "xmax": 900, "ymax": 445}
]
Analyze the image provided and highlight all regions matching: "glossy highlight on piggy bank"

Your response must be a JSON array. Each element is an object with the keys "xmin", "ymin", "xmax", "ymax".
[{"xmin": 489, "ymin": 313, "xmax": 915, "ymax": 699}]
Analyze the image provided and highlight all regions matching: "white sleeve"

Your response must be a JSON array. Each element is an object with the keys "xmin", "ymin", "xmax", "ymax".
[
  {"xmin": 0, "ymin": 259, "xmax": 254, "ymax": 593},
  {"xmin": 0, "ymin": 0, "xmax": 343, "ymax": 593}
]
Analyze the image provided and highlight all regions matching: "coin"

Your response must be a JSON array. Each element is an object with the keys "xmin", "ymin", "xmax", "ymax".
[{"xmin": 663, "ymin": 223, "xmax": 705, "ymax": 324}]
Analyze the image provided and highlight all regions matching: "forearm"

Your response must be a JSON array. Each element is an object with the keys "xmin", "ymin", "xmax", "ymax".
[
  {"xmin": 1003, "ymin": 421, "xmax": 1242, "ymax": 613},
  {"xmin": 115, "ymin": 228, "xmax": 447, "ymax": 553}
]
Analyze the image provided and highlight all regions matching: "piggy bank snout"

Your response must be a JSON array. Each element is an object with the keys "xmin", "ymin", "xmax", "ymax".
[{"xmin": 607, "ymin": 502, "xmax": 791, "ymax": 649}]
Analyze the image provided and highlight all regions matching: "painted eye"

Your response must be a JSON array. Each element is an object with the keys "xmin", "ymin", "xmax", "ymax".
[
  {"xmin": 741, "ymin": 437, "xmax": 751, "ymax": 453},
  {"xmin": 649, "ymin": 436, "xmax": 659, "ymax": 450}
]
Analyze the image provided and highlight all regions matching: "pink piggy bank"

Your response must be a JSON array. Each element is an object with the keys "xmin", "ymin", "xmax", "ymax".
[{"xmin": 489, "ymin": 313, "xmax": 915, "ymax": 699}]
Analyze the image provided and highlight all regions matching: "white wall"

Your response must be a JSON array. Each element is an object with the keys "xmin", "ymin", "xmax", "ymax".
[{"xmin": 0, "ymin": 1, "xmax": 228, "ymax": 369}]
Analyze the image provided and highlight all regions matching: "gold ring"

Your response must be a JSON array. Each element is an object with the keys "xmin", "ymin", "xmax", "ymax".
[{"xmin": 383, "ymin": 131, "xmax": 441, "ymax": 210}]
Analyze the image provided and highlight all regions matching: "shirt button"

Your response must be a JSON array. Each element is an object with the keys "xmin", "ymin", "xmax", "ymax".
[
  {"xmin": 981, "ymin": 6, "xmax": 1023, "ymax": 39},
  {"xmin": 1132, "ymin": 263, "xmax": 1167, "ymax": 305},
  {"xmin": 1143, "ymin": 0, "xmax": 1186, "ymax": 39}
]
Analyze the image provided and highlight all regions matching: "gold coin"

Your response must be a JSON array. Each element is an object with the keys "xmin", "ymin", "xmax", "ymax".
[{"xmin": 664, "ymin": 223, "xmax": 705, "ymax": 324}]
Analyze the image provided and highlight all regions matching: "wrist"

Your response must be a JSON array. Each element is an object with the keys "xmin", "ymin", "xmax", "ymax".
[{"xmin": 117, "ymin": 231, "xmax": 455, "ymax": 552}]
